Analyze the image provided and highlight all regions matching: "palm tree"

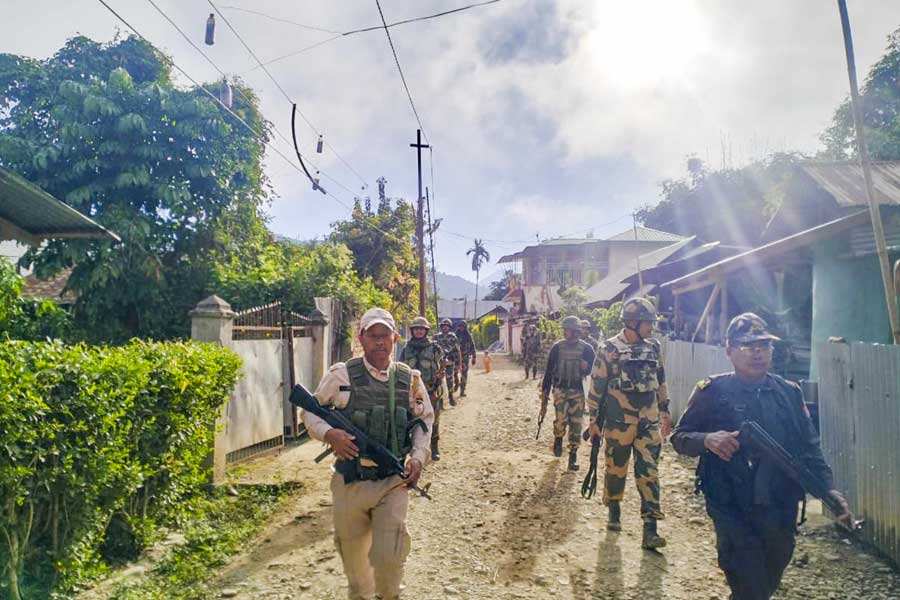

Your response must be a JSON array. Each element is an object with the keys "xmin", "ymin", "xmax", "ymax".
[{"xmin": 467, "ymin": 238, "xmax": 491, "ymax": 320}]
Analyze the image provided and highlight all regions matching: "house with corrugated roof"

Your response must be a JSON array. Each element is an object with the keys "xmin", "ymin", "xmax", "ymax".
[
  {"xmin": 661, "ymin": 161, "xmax": 900, "ymax": 379},
  {"xmin": 497, "ymin": 227, "xmax": 686, "ymax": 314}
]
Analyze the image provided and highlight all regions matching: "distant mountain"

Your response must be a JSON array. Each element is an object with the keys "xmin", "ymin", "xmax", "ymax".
[{"xmin": 430, "ymin": 271, "xmax": 481, "ymax": 300}]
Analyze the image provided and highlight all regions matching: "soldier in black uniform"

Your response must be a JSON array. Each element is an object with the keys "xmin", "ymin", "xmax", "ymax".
[{"xmin": 672, "ymin": 313, "xmax": 852, "ymax": 600}]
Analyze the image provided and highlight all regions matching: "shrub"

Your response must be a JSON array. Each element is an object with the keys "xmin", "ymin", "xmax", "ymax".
[{"xmin": 0, "ymin": 339, "xmax": 241, "ymax": 599}]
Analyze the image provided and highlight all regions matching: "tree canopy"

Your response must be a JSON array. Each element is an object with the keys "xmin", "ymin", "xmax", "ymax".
[
  {"xmin": 822, "ymin": 26, "xmax": 900, "ymax": 160},
  {"xmin": 0, "ymin": 35, "xmax": 270, "ymax": 341}
]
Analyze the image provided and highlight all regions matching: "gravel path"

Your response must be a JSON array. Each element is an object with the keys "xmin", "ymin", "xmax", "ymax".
[{"xmin": 213, "ymin": 355, "xmax": 899, "ymax": 599}]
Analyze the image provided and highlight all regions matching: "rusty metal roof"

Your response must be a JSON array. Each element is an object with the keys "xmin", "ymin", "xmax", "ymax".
[
  {"xmin": 801, "ymin": 162, "xmax": 900, "ymax": 208},
  {"xmin": 0, "ymin": 168, "xmax": 120, "ymax": 243}
]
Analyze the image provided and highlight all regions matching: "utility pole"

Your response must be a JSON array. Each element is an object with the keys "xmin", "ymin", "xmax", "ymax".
[
  {"xmin": 410, "ymin": 129, "xmax": 430, "ymax": 316},
  {"xmin": 633, "ymin": 213, "xmax": 644, "ymax": 292},
  {"xmin": 426, "ymin": 186, "xmax": 440, "ymax": 318},
  {"xmin": 837, "ymin": 0, "xmax": 900, "ymax": 343}
]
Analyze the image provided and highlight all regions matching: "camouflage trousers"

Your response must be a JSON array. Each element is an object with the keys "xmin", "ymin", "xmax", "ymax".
[
  {"xmin": 459, "ymin": 357, "xmax": 472, "ymax": 393},
  {"xmin": 429, "ymin": 385, "xmax": 443, "ymax": 443},
  {"xmin": 603, "ymin": 420, "xmax": 664, "ymax": 521},
  {"xmin": 552, "ymin": 388, "xmax": 585, "ymax": 451}
]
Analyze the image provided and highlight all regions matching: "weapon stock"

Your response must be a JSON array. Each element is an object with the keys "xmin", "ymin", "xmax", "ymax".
[
  {"xmin": 535, "ymin": 393, "xmax": 548, "ymax": 440},
  {"xmin": 581, "ymin": 429, "xmax": 602, "ymax": 499},
  {"xmin": 738, "ymin": 421, "xmax": 861, "ymax": 531},
  {"xmin": 290, "ymin": 383, "xmax": 433, "ymax": 500}
]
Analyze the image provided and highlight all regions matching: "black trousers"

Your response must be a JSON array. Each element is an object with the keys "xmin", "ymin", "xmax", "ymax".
[{"xmin": 710, "ymin": 504, "xmax": 798, "ymax": 600}]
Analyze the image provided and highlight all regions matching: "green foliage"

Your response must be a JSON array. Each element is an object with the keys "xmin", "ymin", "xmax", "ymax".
[
  {"xmin": 539, "ymin": 301, "xmax": 624, "ymax": 345},
  {"xmin": 211, "ymin": 239, "xmax": 389, "ymax": 316},
  {"xmin": 466, "ymin": 239, "xmax": 491, "ymax": 316},
  {"xmin": 106, "ymin": 485, "xmax": 291, "ymax": 600},
  {"xmin": 0, "ymin": 339, "xmax": 241, "ymax": 598},
  {"xmin": 0, "ymin": 36, "xmax": 271, "ymax": 342},
  {"xmin": 559, "ymin": 286, "xmax": 588, "ymax": 312},
  {"xmin": 822, "ymin": 26, "xmax": 900, "ymax": 160},
  {"xmin": 483, "ymin": 270, "xmax": 512, "ymax": 301},
  {"xmin": 329, "ymin": 178, "xmax": 419, "ymax": 324},
  {"xmin": 0, "ymin": 258, "xmax": 71, "ymax": 341},
  {"xmin": 470, "ymin": 314, "xmax": 500, "ymax": 349},
  {"xmin": 637, "ymin": 154, "xmax": 801, "ymax": 247}
]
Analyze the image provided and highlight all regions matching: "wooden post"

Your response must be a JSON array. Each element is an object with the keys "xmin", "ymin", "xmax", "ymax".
[
  {"xmin": 719, "ymin": 280, "xmax": 729, "ymax": 344},
  {"xmin": 674, "ymin": 293, "xmax": 682, "ymax": 336},
  {"xmin": 692, "ymin": 283, "xmax": 721, "ymax": 343}
]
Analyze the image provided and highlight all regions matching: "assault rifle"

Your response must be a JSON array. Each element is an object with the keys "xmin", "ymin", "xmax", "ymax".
[
  {"xmin": 289, "ymin": 384, "xmax": 433, "ymax": 500},
  {"xmin": 738, "ymin": 420, "xmax": 861, "ymax": 531},
  {"xmin": 580, "ymin": 428, "xmax": 603, "ymax": 499},
  {"xmin": 536, "ymin": 393, "xmax": 548, "ymax": 440}
]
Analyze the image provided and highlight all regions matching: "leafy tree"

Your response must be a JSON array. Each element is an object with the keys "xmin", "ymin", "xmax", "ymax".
[
  {"xmin": 0, "ymin": 258, "xmax": 70, "ymax": 341},
  {"xmin": 0, "ymin": 36, "xmax": 270, "ymax": 341},
  {"xmin": 466, "ymin": 239, "xmax": 490, "ymax": 318},
  {"xmin": 637, "ymin": 154, "xmax": 801, "ymax": 247},
  {"xmin": 822, "ymin": 26, "xmax": 900, "ymax": 160},
  {"xmin": 483, "ymin": 269, "xmax": 513, "ymax": 301},
  {"xmin": 329, "ymin": 178, "xmax": 419, "ymax": 322},
  {"xmin": 560, "ymin": 285, "xmax": 588, "ymax": 311}
]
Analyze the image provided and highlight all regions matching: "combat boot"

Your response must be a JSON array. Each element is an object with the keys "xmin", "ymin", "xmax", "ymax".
[
  {"xmin": 567, "ymin": 449, "xmax": 579, "ymax": 471},
  {"xmin": 431, "ymin": 440, "xmax": 441, "ymax": 461},
  {"xmin": 641, "ymin": 520, "xmax": 667, "ymax": 550},
  {"xmin": 552, "ymin": 437, "xmax": 563, "ymax": 457},
  {"xmin": 607, "ymin": 502, "xmax": 622, "ymax": 532},
  {"xmin": 448, "ymin": 392, "xmax": 456, "ymax": 407}
]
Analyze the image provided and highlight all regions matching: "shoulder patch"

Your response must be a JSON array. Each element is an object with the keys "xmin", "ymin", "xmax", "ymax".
[{"xmin": 696, "ymin": 378, "xmax": 712, "ymax": 390}]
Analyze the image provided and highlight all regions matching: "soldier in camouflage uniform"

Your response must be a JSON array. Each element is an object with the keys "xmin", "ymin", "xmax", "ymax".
[
  {"xmin": 434, "ymin": 319, "xmax": 462, "ymax": 406},
  {"xmin": 400, "ymin": 317, "xmax": 445, "ymax": 460},
  {"xmin": 522, "ymin": 324, "xmax": 542, "ymax": 379},
  {"xmin": 581, "ymin": 319, "xmax": 600, "ymax": 352},
  {"xmin": 541, "ymin": 316, "xmax": 596, "ymax": 471},
  {"xmin": 455, "ymin": 321, "xmax": 477, "ymax": 397},
  {"xmin": 588, "ymin": 297, "xmax": 671, "ymax": 549}
]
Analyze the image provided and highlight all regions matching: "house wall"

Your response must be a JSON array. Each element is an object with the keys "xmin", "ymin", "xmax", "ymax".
[{"xmin": 809, "ymin": 235, "xmax": 897, "ymax": 378}]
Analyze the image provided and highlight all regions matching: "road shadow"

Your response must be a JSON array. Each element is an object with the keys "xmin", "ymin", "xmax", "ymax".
[
  {"xmin": 636, "ymin": 547, "xmax": 668, "ymax": 596},
  {"xmin": 590, "ymin": 530, "xmax": 625, "ymax": 599},
  {"xmin": 497, "ymin": 460, "xmax": 579, "ymax": 582}
]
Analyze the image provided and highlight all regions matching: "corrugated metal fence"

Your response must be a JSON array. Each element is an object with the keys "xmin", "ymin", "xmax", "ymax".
[
  {"xmin": 818, "ymin": 341, "xmax": 900, "ymax": 567},
  {"xmin": 660, "ymin": 339, "xmax": 733, "ymax": 421}
]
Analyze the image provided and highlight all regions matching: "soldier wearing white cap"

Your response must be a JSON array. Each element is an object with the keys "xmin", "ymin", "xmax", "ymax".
[{"xmin": 301, "ymin": 307, "xmax": 434, "ymax": 600}]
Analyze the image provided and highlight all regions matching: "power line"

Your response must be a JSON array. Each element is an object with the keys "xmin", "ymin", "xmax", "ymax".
[
  {"xmin": 239, "ymin": 35, "xmax": 344, "ymax": 76},
  {"xmin": 207, "ymin": 0, "xmax": 369, "ymax": 188},
  {"xmin": 218, "ymin": 5, "xmax": 343, "ymax": 34},
  {"xmin": 344, "ymin": 0, "xmax": 502, "ymax": 36},
  {"xmin": 94, "ymin": 0, "xmax": 403, "ymax": 245},
  {"xmin": 374, "ymin": 0, "xmax": 429, "ymax": 144},
  {"xmin": 140, "ymin": 0, "xmax": 359, "ymax": 198}
]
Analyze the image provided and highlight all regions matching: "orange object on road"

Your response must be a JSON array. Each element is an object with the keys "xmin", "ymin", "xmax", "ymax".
[{"xmin": 483, "ymin": 351, "xmax": 492, "ymax": 373}]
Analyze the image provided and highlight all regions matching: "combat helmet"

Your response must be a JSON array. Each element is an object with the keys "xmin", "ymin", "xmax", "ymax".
[
  {"xmin": 410, "ymin": 316, "xmax": 431, "ymax": 330},
  {"xmin": 621, "ymin": 298, "xmax": 658, "ymax": 323},
  {"xmin": 580, "ymin": 319, "xmax": 591, "ymax": 329},
  {"xmin": 561, "ymin": 315, "xmax": 582, "ymax": 331},
  {"xmin": 440, "ymin": 318, "xmax": 452, "ymax": 327}
]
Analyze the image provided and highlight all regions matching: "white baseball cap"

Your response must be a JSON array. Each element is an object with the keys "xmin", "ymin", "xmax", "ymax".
[{"xmin": 359, "ymin": 307, "xmax": 396, "ymax": 333}]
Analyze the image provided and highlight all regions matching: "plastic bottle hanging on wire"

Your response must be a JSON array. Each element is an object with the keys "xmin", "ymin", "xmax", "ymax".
[
  {"xmin": 219, "ymin": 78, "xmax": 232, "ymax": 109},
  {"xmin": 205, "ymin": 14, "xmax": 215, "ymax": 46},
  {"xmin": 316, "ymin": 135, "xmax": 324, "ymax": 154}
]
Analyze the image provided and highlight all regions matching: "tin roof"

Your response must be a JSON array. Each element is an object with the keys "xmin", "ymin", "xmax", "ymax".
[
  {"xmin": 605, "ymin": 226, "xmax": 687, "ymax": 243},
  {"xmin": 0, "ymin": 168, "xmax": 119, "ymax": 243},
  {"xmin": 800, "ymin": 162, "xmax": 900, "ymax": 208}
]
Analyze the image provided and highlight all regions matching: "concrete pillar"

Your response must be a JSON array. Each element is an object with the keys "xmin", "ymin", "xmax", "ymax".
[
  {"xmin": 189, "ymin": 295, "xmax": 235, "ymax": 485},
  {"xmin": 308, "ymin": 305, "xmax": 331, "ymax": 386}
]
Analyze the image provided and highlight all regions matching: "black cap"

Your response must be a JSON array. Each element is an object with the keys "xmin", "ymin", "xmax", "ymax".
[{"xmin": 725, "ymin": 313, "xmax": 780, "ymax": 344}]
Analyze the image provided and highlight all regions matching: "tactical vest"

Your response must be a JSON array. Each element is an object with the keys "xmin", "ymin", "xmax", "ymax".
[
  {"xmin": 400, "ymin": 342, "xmax": 441, "ymax": 389},
  {"xmin": 337, "ymin": 358, "xmax": 412, "ymax": 481},
  {"xmin": 554, "ymin": 341, "xmax": 586, "ymax": 390},
  {"xmin": 606, "ymin": 335, "xmax": 660, "ymax": 394},
  {"xmin": 435, "ymin": 332, "xmax": 459, "ymax": 365}
]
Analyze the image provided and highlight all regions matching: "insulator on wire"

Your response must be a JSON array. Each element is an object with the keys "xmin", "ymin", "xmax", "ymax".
[
  {"xmin": 205, "ymin": 14, "xmax": 216, "ymax": 46},
  {"xmin": 316, "ymin": 135, "xmax": 324, "ymax": 154},
  {"xmin": 219, "ymin": 77, "xmax": 233, "ymax": 109}
]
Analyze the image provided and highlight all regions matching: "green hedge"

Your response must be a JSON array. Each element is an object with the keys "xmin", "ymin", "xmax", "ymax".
[{"xmin": 0, "ymin": 339, "xmax": 241, "ymax": 599}]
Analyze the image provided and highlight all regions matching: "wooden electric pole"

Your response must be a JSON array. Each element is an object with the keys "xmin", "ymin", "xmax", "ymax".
[
  {"xmin": 837, "ymin": 0, "xmax": 900, "ymax": 343},
  {"xmin": 410, "ymin": 129, "xmax": 430, "ymax": 316},
  {"xmin": 426, "ymin": 186, "xmax": 440, "ymax": 318}
]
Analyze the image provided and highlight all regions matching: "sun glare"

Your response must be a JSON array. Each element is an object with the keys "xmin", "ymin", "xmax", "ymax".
[{"xmin": 583, "ymin": 2, "xmax": 710, "ymax": 89}]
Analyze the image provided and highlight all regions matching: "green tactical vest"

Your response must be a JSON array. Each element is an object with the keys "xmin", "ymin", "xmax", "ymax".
[
  {"xmin": 554, "ymin": 340, "xmax": 586, "ymax": 390},
  {"xmin": 400, "ymin": 342, "xmax": 441, "ymax": 389},
  {"xmin": 341, "ymin": 358, "xmax": 413, "ymax": 462},
  {"xmin": 606, "ymin": 335, "xmax": 660, "ymax": 393}
]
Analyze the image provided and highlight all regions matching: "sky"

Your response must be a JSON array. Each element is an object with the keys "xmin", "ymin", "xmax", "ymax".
[{"xmin": 3, "ymin": 1, "xmax": 900, "ymax": 280}]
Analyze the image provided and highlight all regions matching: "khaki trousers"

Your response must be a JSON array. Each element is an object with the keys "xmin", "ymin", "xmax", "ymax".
[{"xmin": 331, "ymin": 472, "xmax": 411, "ymax": 600}]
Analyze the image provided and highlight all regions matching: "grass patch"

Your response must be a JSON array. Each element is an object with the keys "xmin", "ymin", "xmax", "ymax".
[{"xmin": 100, "ymin": 483, "xmax": 298, "ymax": 600}]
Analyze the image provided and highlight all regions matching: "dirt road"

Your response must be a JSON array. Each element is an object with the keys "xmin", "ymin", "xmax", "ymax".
[{"xmin": 215, "ymin": 355, "xmax": 899, "ymax": 599}]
